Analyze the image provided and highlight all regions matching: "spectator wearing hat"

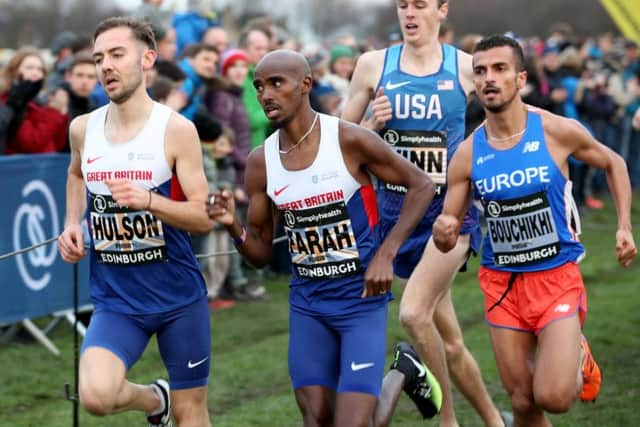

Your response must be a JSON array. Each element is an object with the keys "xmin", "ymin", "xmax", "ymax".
[
  {"xmin": 55, "ymin": 53, "xmax": 98, "ymax": 152},
  {"xmin": 1, "ymin": 48, "xmax": 68, "ymax": 155},
  {"xmin": 206, "ymin": 48, "xmax": 250, "ymax": 190},
  {"xmin": 47, "ymin": 31, "xmax": 79, "ymax": 90},
  {"xmin": 321, "ymin": 44, "xmax": 355, "ymax": 114},
  {"xmin": 203, "ymin": 48, "xmax": 263, "ymax": 300}
]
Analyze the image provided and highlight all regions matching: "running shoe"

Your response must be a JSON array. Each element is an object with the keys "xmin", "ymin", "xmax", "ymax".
[
  {"xmin": 580, "ymin": 335, "xmax": 602, "ymax": 402},
  {"xmin": 389, "ymin": 341, "xmax": 442, "ymax": 418}
]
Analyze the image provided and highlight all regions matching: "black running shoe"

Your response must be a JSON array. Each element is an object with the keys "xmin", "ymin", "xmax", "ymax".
[{"xmin": 389, "ymin": 342, "xmax": 442, "ymax": 419}]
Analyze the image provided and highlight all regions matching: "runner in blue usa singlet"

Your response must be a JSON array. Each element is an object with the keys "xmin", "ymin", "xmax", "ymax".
[{"xmin": 377, "ymin": 43, "xmax": 481, "ymax": 277}]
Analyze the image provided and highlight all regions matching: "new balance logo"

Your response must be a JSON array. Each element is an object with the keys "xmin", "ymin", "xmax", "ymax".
[
  {"xmin": 351, "ymin": 362, "xmax": 375, "ymax": 371},
  {"xmin": 385, "ymin": 80, "xmax": 411, "ymax": 91},
  {"xmin": 522, "ymin": 140, "xmax": 540, "ymax": 153},
  {"xmin": 554, "ymin": 304, "xmax": 571, "ymax": 313}
]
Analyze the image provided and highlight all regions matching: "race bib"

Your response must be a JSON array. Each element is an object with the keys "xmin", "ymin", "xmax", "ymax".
[
  {"xmin": 89, "ymin": 192, "xmax": 167, "ymax": 265},
  {"xmin": 284, "ymin": 200, "xmax": 361, "ymax": 280},
  {"xmin": 484, "ymin": 191, "xmax": 560, "ymax": 267},
  {"xmin": 380, "ymin": 129, "xmax": 447, "ymax": 195}
]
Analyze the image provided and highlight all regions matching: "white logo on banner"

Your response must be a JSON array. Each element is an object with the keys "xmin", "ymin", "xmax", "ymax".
[{"xmin": 12, "ymin": 180, "xmax": 59, "ymax": 291}]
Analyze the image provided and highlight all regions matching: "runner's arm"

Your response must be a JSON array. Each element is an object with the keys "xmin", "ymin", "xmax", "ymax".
[
  {"xmin": 341, "ymin": 51, "xmax": 376, "ymax": 126},
  {"xmin": 559, "ymin": 118, "xmax": 631, "ymax": 232},
  {"xmin": 554, "ymin": 117, "xmax": 636, "ymax": 265},
  {"xmin": 59, "ymin": 116, "xmax": 88, "ymax": 263},
  {"xmin": 64, "ymin": 116, "xmax": 88, "ymax": 227},
  {"xmin": 343, "ymin": 122, "xmax": 434, "ymax": 259},
  {"xmin": 457, "ymin": 50, "xmax": 476, "ymax": 96},
  {"xmin": 210, "ymin": 147, "xmax": 275, "ymax": 267},
  {"xmin": 143, "ymin": 114, "xmax": 213, "ymax": 234},
  {"xmin": 433, "ymin": 138, "xmax": 473, "ymax": 252}
]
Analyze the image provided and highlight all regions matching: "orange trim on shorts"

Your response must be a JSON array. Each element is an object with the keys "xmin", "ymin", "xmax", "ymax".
[{"xmin": 478, "ymin": 262, "xmax": 588, "ymax": 335}]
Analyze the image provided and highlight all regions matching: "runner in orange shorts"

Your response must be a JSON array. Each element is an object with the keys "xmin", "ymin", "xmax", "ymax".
[{"xmin": 433, "ymin": 35, "xmax": 637, "ymax": 426}]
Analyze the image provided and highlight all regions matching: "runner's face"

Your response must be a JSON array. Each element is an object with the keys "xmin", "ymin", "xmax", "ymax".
[
  {"xmin": 254, "ymin": 66, "xmax": 308, "ymax": 129},
  {"xmin": 473, "ymin": 46, "xmax": 526, "ymax": 113},
  {"xmin": 396, "ymin": 0, "xmax": 447, "ymax": 44},
  {"xmin": 93, "ymin": 27, "xmax": 156, "ymax": 104}
]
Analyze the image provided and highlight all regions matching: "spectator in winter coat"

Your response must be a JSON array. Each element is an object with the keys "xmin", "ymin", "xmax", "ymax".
[
  {"xmin": 1, "ymin": 48, "xmax": 68, "ymax": 155},
  {"xmin": 178, "ymin": 43, "xmax": 218, "ymax": 120},
  {"xmin": 204, "ymin": 49, "xmax": 251, "ymax": 190}
]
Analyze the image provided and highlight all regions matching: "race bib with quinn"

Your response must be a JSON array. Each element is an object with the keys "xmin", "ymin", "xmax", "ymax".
[
  {"xmin": 380, "ymin": 129, "xmax": 447, "ymax": 195},
  {"xmin": 484, "ymin": 191, "xmax": 560, "ymax": 267},
  {"xmin": 284, "ymin": 199, "xmax": 361, "ymax": 280},
  {"xmin": 89, "ymin": 192, "xmax": 167, "ymax": 265}
]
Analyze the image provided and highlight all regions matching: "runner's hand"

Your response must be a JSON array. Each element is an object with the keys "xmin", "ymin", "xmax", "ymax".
[
  {"xmin": 363, "ymin": 250, "xmax": 393, "ymax": 298},
  {"xmin": 207, "ymin": 189, "xmax": 235, "ymax": 226},
  {"xmin": 58, "ymin": 224, "xmax": 86, "ymax": 263},
  {"xmin": 370, "ymin": 87, "xmax": 392, "ymax": 131},
  {"xmin": 433, "ymin": 214, "xmax": 460, "ymax": 253},
  {"xmin": 616, "ymin": 228, "xmax": 637, "ymax": 267},
  {"xmin": 106, "ymin": 179, "xmax": 150, "ymax": 210}
]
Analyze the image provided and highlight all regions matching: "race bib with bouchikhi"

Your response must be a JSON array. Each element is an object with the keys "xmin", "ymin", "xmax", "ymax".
[
  {"xmin": 484, "ymin": 191, "xmax": 560, "ymax": 267},
  {"xmin": 89, "ymin": 191, "xmax": 167, "ymax": 265}
]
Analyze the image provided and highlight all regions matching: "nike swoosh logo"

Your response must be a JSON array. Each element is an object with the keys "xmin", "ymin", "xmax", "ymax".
[
  {"xmin": 274, "ymin": 185, "xmax": 289, "ymax": 196},
  {"xmin": 403, "ymin": 353, "xmax": 426, "ymax": 377},
  {"xmin": 87, "ymin": 156, "xmax": 103, "ymax": 164},
  {"xmin": 351, "ymin": 361, "xmax": 375, "ymax": 371},
  {"xmin": 187, "ymin": 357, "xmax": 209, "ymax": 369},
  {"xmin": 385, "ymin": 81, "xmax": 411, "ymax": 90}
]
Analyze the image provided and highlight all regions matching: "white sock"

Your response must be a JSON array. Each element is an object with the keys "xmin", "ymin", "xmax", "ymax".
[{"xmin": 148, "ymin": 383, "xmax": 166, "ymax": 416}]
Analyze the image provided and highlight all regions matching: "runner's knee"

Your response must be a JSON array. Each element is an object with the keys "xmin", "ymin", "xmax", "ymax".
[
  {"xmin": 79, "ymin": 380, "xmax": 120, "ymax": 416},
  {"xmin": 172, "ymin": 390, "xmax": 209, "ymax": 426},
  {"xmin": 509, "ymin": 388, "xmax": 537, "ymax": 417},
  {"xmin": 399, "ymin": 305, "xmax": 433, "ymax": 333},
  {"xmin": 442, "ymin": 337, "xmax": 465, "ymax": 365},
  {"xmin": 298, "ymin": 397, "xmax": 332, "ymax": 427},
  {"xmin": 534, "ymin": 386, "xmax": 574, "ymax": 414}
]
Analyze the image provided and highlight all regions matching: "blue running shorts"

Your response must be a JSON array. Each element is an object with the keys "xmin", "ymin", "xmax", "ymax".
[
  {"xmin": 82, "ymin": 296, "xmax": 210, "ymax": 390},
  {"xmin": 288, "ymin": 303, "xmax": 388, "ymax": 396}
]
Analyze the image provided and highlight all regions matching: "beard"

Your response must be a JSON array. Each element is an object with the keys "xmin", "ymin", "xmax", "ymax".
[
  {"xmin": 484, "ymin": 89, "xmax": 519, "ymax": 114},
  {"xmin": 269, "ymin": 113, "xmax": 294, "ymax": 130},
  {"xmin": 108, "ymin": 73, "xmax": 142, "ymax": 104}
]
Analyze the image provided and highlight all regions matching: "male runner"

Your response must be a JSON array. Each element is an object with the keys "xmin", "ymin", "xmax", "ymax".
[
  {"xmin": 58, "ymin": 17, "xmax": 213, "ymax": 427},
  {"xmin": 208, "ymin": 49, "xmax": 434, "ymax": 427},
  {"xmin": 342, "ymin": 1, "xmax": 506, "ymax": 425},
  {"xmin": 434, "ymin": 34, "xmax": 637, "ymax": 426}
]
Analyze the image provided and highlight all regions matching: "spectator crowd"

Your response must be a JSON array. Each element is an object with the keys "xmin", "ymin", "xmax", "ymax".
[{"xmin": 1, "ymin": 1, "xmax": 639, "ymax": 309}]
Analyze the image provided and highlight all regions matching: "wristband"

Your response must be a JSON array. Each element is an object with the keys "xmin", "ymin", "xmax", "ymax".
[{"xmin": 233, "ymin": 226, "xmax": 247, "ymax": 247}]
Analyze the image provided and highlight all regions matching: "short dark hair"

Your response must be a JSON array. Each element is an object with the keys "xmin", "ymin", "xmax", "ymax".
[
  {"xmin": 154, "ymin": 60, "xmax": 186, "ymax": 82},
  {"xmin": 473, "ymin": 34, "xmax": 525, "ymax": 72},
  {"xmin": 68, "ymin": 53, "xmax": 95, "ymax": 73},
  {"xmin": 94, "ymin": 16, "xmax": 157, "ymax": 51},
  {"xmin": 181, "ymin": 43, "xmax": 218, "ymax": 59}
]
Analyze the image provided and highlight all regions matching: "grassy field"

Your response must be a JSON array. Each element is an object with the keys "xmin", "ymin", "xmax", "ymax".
[{"xmin": 1, "ymin": 197, "xmax": 639, "ymax": 426}]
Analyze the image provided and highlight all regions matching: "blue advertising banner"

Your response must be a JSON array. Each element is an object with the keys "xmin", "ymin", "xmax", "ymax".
[{"xmin": 0, "ymin": 154, "xmax": 91, "ymax": 324}]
